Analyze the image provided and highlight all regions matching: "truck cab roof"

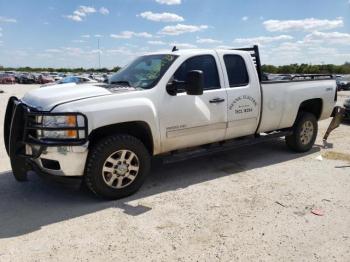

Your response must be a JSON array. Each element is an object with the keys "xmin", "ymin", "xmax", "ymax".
[{"xmin": 145, "ymin": 48, "xmax": 249, "ymax": 57}]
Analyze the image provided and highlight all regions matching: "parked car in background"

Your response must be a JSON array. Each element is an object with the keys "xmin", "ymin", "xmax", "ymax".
[
  {"xmin": 41, "ymin": 75, "xmax": 98, "ymax": 87},
  {"xmin": 0, "ymin": 73, "xmax": 16, "ymax": 84},
  {"xmin": 37, "ymin": 74, "xmax": 55, "ymax": 84},
  {"xmin": 52, "ymin": 73, "xmax": 68, "ymax": 81},
  {"xmin": 337, "ymin": 75, "xmax": 350, "ymax": 91},
  {"xmin": 344, "ymin": 98, "xmax": 350, "ymax": 120},
  {"xmin": 17, "ymin": 73, "xmax": 36, "ymax": 84},
  {"xmin": 57, "ymin": 76, "xmax": 98, "ymax": 84}
]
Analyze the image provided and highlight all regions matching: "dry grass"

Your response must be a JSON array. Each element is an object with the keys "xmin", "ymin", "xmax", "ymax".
[{"xmin": 323, "ymin": 151, "xmax": 350, "ymax": 163}]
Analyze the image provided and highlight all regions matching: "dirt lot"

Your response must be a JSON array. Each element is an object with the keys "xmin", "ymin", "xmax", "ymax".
[{"xmin": 0, "ymin": 84, "xmax": 349, "ymax": 262}]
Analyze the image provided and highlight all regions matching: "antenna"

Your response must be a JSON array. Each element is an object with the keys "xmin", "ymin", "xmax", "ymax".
[{"xmin": 172, "ymin": 46, "xmax": 178, "ymax": 52}]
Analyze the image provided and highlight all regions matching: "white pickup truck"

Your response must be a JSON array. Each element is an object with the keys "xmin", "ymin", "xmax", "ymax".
[{"xmin": 4, "ymin": 46, "xmax": 340, "ymax": 199}]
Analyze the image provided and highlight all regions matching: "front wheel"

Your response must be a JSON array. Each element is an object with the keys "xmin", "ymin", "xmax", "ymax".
[
  {"xmin": 10, "ymin": 157, "xmax": 28, "ymax": 181},
  {"xmin": 84, "ymin": 135, "xmax": 151, "ymax": 199},
  {"xmin": 286, "ymin": 112, "xmax": 318, "ymax": 153}
]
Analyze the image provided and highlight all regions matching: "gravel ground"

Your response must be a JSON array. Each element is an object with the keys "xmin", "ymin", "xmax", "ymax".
[{"xmin": 0, "ymin": 84, "xmax": 349, "ymax": 262}]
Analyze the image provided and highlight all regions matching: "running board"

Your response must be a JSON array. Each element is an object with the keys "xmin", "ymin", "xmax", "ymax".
[{"xmin": 162, "ymin": 130, "xmax": 293, "ymax": 164}]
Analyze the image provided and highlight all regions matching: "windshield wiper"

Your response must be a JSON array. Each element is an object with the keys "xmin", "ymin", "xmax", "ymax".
[{"xmin": 110, "ymin": 80, "xmax": 131, "ymax": 86}]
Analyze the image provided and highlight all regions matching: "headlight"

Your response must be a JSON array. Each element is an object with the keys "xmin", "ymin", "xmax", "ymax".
[{"xmin": 36, "ymin": 115, "xmax": 86, "ymax": 139}]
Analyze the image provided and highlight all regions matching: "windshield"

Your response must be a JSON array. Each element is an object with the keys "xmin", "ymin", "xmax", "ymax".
[{"xmin": 109, "ymin": 54, "xmax": 177, "ymax": 89}]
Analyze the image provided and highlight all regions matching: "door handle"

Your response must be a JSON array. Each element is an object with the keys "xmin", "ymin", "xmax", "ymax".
[{"xmin": 209, "ymin": 98, "xmax": 225, "ymax": 103}]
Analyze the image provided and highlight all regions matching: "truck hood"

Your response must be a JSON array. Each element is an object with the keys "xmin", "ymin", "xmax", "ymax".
[{"xmin": 22, "ymin": 84, "xmax": 130, "ymax": 111}]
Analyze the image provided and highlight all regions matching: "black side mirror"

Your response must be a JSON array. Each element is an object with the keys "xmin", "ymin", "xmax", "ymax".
[
  {"xmin": 166, "ymin": 81, "xmax": 178, "ymax": 96},
  {"xmin": 185, "ymin": 70, "xmax": 204, "ymax": 95}
]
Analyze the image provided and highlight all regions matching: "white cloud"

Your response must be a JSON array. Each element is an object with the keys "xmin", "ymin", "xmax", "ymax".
[
  {"xmin": 159, "ymin": 24, "xmax": 208, "ymax": 35},
  {"xmin": 110, "ymin": 31, "xmax": 152, "ymax": 39},
  {"xmin": 242, "ymin": 16, "xmax": 248, "ymax": 21},
  {"xmin": 62, "ymin": 47, "xmax": 84, "ymax": 56},
  {"xmin": 155, "ymin": 0, "xmax": 181, "ymax": 5},
  {"xmin": 65, "ymin": 15, "xmax": 83, "ymax": 22},
  {"xmin": 304, "ymin": 31, "xmax": 350, "ymax": 45},
  {"xmin": 272, "ymin": 42, "xmax": 302, "ymax": 52},
  {"xmin": 137, "ymin": 32, "xmax": 152, "ymax": 38},
  {"xmin": 94, "ymin": 34, "xmax": 103, "ymax": 38},
  {"xmin": 139, "ymin": 11, "xmax": 184, "ymax": 22},
  {"xmin": 264, "ymin": 40, "xmax": 350, "ymax": 65},
  {"xmin": 263, "ymin": 18, "xmax": 343, "ymax": 32},
  {"xmin": 45, "ymin": 49, "xmax": 62, "ymax": 53},
  {"xmin": 307, "ymin": 46, "xmax": 338, "ymax": 55},
  {"xmin": 90, "ymin": 49, "xmax": 102, "ymax": 54},
  {"xmin": 170, "ymin": 43, "xmax": 197, "ymax": 49},
  {"xmin": 148, "ymin": 40, "xmax": 167, "ymax": 45},
  {"xmin": 72, "ymin": 40, "xmax": 86, "ymax": 43},
  {"xmin": 196, "ymin": 38, "xmax": 222, "ymax": 44},
  {"xmin": 99, "ymin": 7, "xmax": 110, "ymax": 15},
  {"xmin": 217, "ymin": 45, "xmax": 234, "ymax": 49},
  {"xmin": 0, "ymin": 16, "xmax": 17, "ymax": 23},
  {"xmin": 233, "ymin": 35, "xmax": 293, "ymax": 45},
  {"xmin": 106, "ymin": 47, "xmax": 134, "ymax": 55},
  {"xmin": 65, "ymin": 6, "xmax": 100, "ymax": 22},
  {"xmin": 81, "ymin": 34, "xmax": 90, "ymax": 38},
  {"xmin": 78, "ymin": 6, "xmax": 96, "ymax": 14}
]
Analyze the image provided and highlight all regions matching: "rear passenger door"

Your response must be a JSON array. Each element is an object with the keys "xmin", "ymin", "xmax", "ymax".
[{"xmin": 217, "ymin": 51, "xmax": 261, "ymax": 139}]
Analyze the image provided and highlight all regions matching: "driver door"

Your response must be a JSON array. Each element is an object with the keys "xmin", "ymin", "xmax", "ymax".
[{"xmin": 159, "ymin": 54, "xmax": 228, "ymax": 153}]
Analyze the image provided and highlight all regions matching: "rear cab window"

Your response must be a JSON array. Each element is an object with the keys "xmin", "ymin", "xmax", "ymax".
[{"xmin": 223, "ymin": 55, "xmax": 249, "ymax": 87}]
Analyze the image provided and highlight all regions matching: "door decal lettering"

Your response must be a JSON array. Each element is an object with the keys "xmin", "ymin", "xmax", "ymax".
[{"xmin": 229, "ymin": 95, "xmax": 257, "ymax": 115}]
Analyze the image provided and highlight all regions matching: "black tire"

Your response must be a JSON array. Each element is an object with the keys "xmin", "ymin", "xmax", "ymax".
[
  {"xmin": 10, "ymin": 157, "xmax": 28, "ymax": 181},
  {"xmin": 84, "ymin": 134, "xmax": 151, "ymax": 199},
  {"xmin": 286, "ymin": 112, "xmax": 318, "ymax": 152}
]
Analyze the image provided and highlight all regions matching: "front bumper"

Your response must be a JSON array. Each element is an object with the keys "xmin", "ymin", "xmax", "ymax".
[
  {"xmin": 4, "ymin": 96, "xmax": 89, "ymax": 177},
  {"xmin": 28, "ymin": 144, "xmax": 88, "ymax": 176}
]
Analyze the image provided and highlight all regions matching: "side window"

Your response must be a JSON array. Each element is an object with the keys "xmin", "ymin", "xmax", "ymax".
[
  {"xmin": 174, "ymin": 55, "xmax": 220, "ymax": 90},
  {"xmin": 223, "ymin": 55, "xmax": 249, "ymax": 87}
]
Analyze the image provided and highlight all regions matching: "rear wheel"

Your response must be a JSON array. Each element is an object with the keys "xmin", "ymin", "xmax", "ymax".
[
  {"xmin": 84, "ymin": 134, "xmax": 151, "ymax": 199},
  {"xmin": 286, "ymin": 112, "xmax": 318, "ymax": 152}
]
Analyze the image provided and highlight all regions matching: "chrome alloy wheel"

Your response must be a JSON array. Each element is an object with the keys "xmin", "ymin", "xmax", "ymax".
[
  {"xmin": 300, "ymin": 120, "xmax": 314, "ymax": 145},
  {"xmin": 102, "ymin": 150, "xmax": 140, "ymax": 189}
]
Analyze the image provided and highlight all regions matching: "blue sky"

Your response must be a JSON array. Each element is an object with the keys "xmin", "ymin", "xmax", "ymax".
[{"xmin": 0, "ymin": 0, "xmax": 349, "ymax": 68}]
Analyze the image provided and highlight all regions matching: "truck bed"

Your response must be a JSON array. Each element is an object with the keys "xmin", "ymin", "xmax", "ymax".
[{"xmin": 258, "ymin": 79, "xmax": 336, "ymax": 133}]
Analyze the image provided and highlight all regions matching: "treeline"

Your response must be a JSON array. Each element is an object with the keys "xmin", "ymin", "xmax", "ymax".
[
  {"xmin": 2, "ymin": 63, "xmax": 350, "ymax": 74},
  {"xmin": 262, "ymin": 62, "xmax": 350, "ymax": 74},
  {"xmin": 0, "ymin": 66, "xmax": 121, "ymax": 73}
]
